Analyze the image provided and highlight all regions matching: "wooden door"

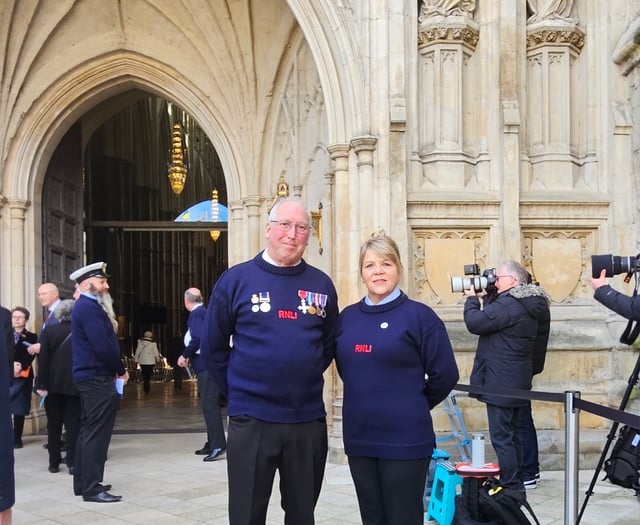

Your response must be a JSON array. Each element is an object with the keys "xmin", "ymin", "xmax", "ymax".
[{"xmin": 42, "ymin": 124, "xmax": 83, "ymax": 300}]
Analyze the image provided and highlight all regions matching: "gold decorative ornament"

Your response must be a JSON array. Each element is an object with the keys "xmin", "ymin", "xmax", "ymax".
[
  {"xmin": 168, "ymin": 123, "xmax": 187, "ymax": 194},
  {"xmin": 210, "ymin": 188, "xmax": 221, "ymax": 241}
]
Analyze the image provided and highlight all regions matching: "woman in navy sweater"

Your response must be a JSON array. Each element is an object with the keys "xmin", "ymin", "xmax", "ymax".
[{"xmin": 336, "ymin": 233, "xmax": 459, "ymax": 525}]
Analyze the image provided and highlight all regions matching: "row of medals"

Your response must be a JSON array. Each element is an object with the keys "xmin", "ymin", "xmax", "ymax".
[{"xmin": 298, "ymin": 290, "xmax": 327, "ymax": 317}]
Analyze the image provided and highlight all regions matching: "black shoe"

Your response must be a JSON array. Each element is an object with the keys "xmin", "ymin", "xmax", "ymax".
[
  {"xmin": 48, "ymin": 465, "xmax": 59, "ymax": 473},
  {"xmin": 14, "ymin": 441, "xmax": 23, "ymax": 449},
  {"xmin": 82, "ymin": 491, "xmax": 122, "ymax": 503},
  {"xmin": 74, "ymin": 484, "xmax": 111, "ymax": 496},
  {"xmin": 195, "ymin": 443, "xmax": 210, "ymax": 455},
  {"xmin": 203, "ymin": 448, "xmax": 226, "ymax": 462}
]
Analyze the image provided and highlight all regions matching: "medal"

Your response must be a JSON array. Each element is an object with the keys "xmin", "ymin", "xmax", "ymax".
[
  {"xmin": 298, "ymin": 290, "xmax": 309, "ymax": 314},
  {"xmin": 258, "ymin": 291, "xmax": 271, "ymax": 313},
  {"xmin": 307, "ymin": 293, "xmax": 316, "ymax": 315},
  {"xmin": 318, "ymin": 293, "xmax": 328, "ymax": 318}
]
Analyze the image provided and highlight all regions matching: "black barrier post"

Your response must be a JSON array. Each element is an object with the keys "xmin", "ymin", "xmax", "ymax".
[{"xmin": 565, "ymin": 391, "xmax": 580, "ymax": 525}]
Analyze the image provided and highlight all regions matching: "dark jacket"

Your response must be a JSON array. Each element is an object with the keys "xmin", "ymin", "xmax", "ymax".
[
  {"xmin": 13, "ymin": 329, "xmax": 38, "ymax": 378},
  {"xmin": 520, "ymin": 284, "xmax": 551, "ymax": 375},
  {"xmin": 464, "ymin": 284, "xmax": 548, "ymax": 407},
  {"xmin": 0, "ymin": 306, "xmax": 16, "ymax": 512},
  {"xmin": 594, "ymin": 284, "xmax": 640, "ymax": 321},
  {"xmin": 36, "ymin": 320, "xmax": 78, "ymax": 397},
  {"xmin": 183, "ymin": 304, "xmax": 206, "ymax": 373}
]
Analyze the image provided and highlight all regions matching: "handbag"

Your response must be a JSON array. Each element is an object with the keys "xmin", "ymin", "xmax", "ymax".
[{"xmin": 18, "ymin": 364, "xmax": 32, "ymax": 378}]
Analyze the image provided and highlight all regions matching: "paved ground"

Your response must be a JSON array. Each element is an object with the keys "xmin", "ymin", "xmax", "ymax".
[{"xmin": 11, "ymin": 380, "xmax": 640, "ymax": 524}]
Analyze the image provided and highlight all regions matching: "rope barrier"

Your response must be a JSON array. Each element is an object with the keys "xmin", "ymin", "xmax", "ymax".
[{"xmin": 452, "ymin": 382, "xmax": 640, "ymax": 524}]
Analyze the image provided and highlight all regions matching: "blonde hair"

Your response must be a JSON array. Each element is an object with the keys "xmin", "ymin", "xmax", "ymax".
[{"xmin": 359, "ymin": 231, "xmax": 402, "ymax": 272}]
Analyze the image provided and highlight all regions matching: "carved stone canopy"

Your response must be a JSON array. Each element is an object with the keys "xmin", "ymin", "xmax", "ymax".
[
  {"xmin": 526, "ymin": 19, "xmax": 585, "ymax": 54},
  {"xmin": 418, "ymin": 15, "xmax": 480, "ymax": 53}
]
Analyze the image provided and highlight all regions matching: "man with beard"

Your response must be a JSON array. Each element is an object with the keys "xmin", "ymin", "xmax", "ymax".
[
  {"xmin": 70, "ymin": 262, "xmax": 128, "ymax": 503},
  {"xmin": 96, "ymin": 287, "xmax": 119, "ymax": 334}
]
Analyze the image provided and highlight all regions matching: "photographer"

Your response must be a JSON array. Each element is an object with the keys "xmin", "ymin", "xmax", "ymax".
[
  {"xmin": 462, "ymin": 260, "xmax": 549, "ymax": 501},
  {"xmin": 590, "ymin": 269, "xmax": 640, "ymax": 320}
]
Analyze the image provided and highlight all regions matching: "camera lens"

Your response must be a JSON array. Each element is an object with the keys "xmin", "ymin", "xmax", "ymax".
[
  {"xmin": 591, "ymin": 254, "xmax": 640, "ymax": 278},
  {"xmin": 451, "ymin": 276, "xmax": 488, "ymax": 293}
]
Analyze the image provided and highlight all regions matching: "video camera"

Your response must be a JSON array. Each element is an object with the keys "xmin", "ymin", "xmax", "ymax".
[
  {"xmin": 451, "ymin": 263, "xmax": 498, "ymax": 294},
  {"xmin": 591, "ymin": 253, "xmax": 640, "ymax": 281}
]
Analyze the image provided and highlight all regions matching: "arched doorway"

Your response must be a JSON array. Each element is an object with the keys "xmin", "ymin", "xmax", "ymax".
[
  {"xmin": 2, "ymin": 1, "xmax": 355, "ymax": 435},
  {"xmin": 42, "ymin": 94, "xmax": 228, "ymax": 357}
]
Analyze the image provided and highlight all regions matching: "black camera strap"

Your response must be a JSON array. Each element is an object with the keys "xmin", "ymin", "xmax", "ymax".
[
  {"xmin": 620, "ymin": 277, "xmax": 640, "ymax": 345},
  {"xmin": 619, "ymin": 318, "xmax": 640, "ymax": 345}
]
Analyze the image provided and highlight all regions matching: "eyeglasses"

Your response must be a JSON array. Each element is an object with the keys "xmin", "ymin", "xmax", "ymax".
[
  {"xmin": 496, "ymin": 274, "xmax": 513, "ymax": 281},
  {"xmin": 270, "ymin": 220, "xmax": 310, "ymax": 234},
  {"xmin": 11, "ymin": 314, "xmax": 26, "ymax": 319}
]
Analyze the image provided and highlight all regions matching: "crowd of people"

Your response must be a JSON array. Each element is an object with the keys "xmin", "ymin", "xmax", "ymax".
[{"xmin": 2, "ymin": 195, "xmax": 636, "ymax": 524}]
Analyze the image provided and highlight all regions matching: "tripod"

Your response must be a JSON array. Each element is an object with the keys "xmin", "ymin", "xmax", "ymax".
[{"xmin": 576, "ymin": 349, "xmax": 640, "ymax": 524}]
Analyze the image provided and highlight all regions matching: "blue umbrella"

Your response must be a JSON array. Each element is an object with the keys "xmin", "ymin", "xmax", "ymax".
[{"xmin": 174, "ymin": 200, "xmax": 229, "ymax": 222}]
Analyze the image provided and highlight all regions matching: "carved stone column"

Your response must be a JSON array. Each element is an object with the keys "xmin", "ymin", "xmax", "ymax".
[
  {"xmin": 417, "ymin": 13, "xmax": 479, "ymax": 189},
  {"xmin": 243, "ymin": 196, "xmax": 263, "ymax": 259},
  {"xmin": 8, "ymin": 200, "xmax": 30, "ymax": 306},
  {"xmin": 227, "ymin": 200, "xmax": 244, "ymax": 264},
  {"xmin": 326, "ymin": 142, "xmax": 349, "ymax": 464},
  {"xmin": 526, "ymin": 20, "xmax": 585, "ymax": 190},
  {"xmin": 350, "ymin": 135, "xmax": 378, "ymax": 237},
  {"xmin": 323, "ymin": 170, "xmax": 335, "ymax": 276},
  {"xmin": 327, "ymin": 143, "xmax": 351, "ymax": 302}
]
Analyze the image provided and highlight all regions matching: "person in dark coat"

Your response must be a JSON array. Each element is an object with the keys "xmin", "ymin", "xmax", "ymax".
[
  {"xmin": 463, "ymin": 260, "xmax": 546, "ymax": 500},
  {"xmin": 9, "ymin": 307, "xmax": 38, "ymax": 448},
  {"xmin": 35, "ymin": 299, "xmax": 81, "ymax": 474},
  {"xmin": 518, "ymin": 274, "xmax": 551, "ymax": 489},
  {"xmin": 0, "ymin": 306, "xmax": 16, "ymax": 522},
  {"xmin": 178, "ymin": 288, "xmax": 226, "ymax": 461}
]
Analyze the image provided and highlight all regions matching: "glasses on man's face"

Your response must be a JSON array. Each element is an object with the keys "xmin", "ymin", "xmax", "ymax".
[{"xmin": 270, "ymin": 220, "xmax": 310, "ymax": 235}]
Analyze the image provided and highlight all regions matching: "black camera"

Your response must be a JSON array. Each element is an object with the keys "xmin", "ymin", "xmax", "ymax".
[
  {"xmin": 591, "ymin": 254, "xmax": 640, "ymax": 279},
  {"xmin": 451, "ymin": 263, "xmax": 498, "ymax": 293}
]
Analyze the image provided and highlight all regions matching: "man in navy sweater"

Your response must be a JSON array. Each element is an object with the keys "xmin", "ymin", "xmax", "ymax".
[
  {"xmin": 178, "ymin": 288, "xmax": 226, "ymax": 461},
  {"xmin": 70, "ymin": 262, "xmax": 128, "ymax": 503},
  {"xmin": 201, "ymin": 197, "xmax": 339, "ymax": 525}
]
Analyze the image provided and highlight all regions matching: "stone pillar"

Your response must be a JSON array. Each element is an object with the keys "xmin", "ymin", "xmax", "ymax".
[
  {"xmin": 525, "ymin": 20, "xmax": 585, "ymax": 190},
  {"xmin": 326, "ymin": 142, "xmax": 349, "ymax": 464},
  {"xmin": 350, "ymin": 135, "xmax": 377, "ymax": 237},
  {"xmin": 227, "ymin": 200, "xmax": 244, "ymax": 264},
  {"xmin": 244, "ymin": 196, "xmax": 263, "ymax": 258},
  {"xmin": 323, "ymin": 170, "xmax": 335, "ymax": 276},
  {"xmin": 499, "ymin": 2, "xmax": 522, "ymax": 260},
  {"xmin": 327, "ymin": 143, "xmax": 352, "ymax": 303},
  {"xmin": 417, "ymin": 12, "xmax": 479, "ymax": 190},
  {"xmin": 8, "ymin": 200, "xmax": 30, "ymax": 306}
]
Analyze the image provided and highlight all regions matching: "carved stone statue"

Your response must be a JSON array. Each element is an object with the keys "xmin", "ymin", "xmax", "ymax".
[
  {"xmin": 527, "ymin": 0, "xmax": 575, "ymax": 24},
  {"xmin": 419, "ymin": 0, "xmax": 476, "ymax": 20}
]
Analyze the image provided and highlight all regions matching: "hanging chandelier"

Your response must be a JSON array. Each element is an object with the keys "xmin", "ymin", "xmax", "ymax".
[
  {"xmin": 210, "ymin": 188, "xmax": 221, "ymax": 241},
  {"xmin": 168, "ymin": 123, "xmax": 187, "ymax": 194}
]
